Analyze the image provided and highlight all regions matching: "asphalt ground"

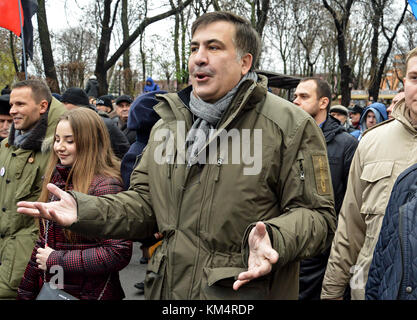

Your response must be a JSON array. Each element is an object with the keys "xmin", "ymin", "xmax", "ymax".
[{"xmin": 119, "ymin": 241, "xmax": 147, "ymax": 300}]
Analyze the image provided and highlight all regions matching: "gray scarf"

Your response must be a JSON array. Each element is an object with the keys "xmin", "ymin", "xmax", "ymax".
[
  {"xmin": 14, "ymin": 130, "xmax": 32, "ymax": 147},
  {"xmin": 186, "ymin": 71, "xmax": 258, "ymax": 166}
]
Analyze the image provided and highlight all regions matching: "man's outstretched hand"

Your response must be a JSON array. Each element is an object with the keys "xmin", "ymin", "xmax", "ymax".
[
  {"xmin": 17, "ymin": 183, "xmax": 77, "ymax": 227},
  {"xmin": 233, "ymin": 222, "xmax": 279, "ymax": 291}
]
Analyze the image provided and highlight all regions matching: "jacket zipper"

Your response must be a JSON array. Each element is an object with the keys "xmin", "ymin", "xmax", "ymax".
[
  {"xmin": 397, "ymin": 205, "xmax": 405, "ymax": 299},
  {"xmin": 299, "ymin": 160, "xmax": 305, "ymax": 181},
  {"xmin": 214, "ymin": 157, "xmax": 223, "ymax": 182},
  {"xmin": 188, "ymin": 163, "xmax": 213, "ymax": 299}
]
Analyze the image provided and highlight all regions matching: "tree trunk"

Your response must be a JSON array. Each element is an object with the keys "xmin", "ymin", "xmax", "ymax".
[
  {"xmin": 322, "ymin": 0, "xmax": 355, "ymax": 107},
  {"xmin": 140, "ymin": 33, "xmax": 146, "ymax": 92},
  {"xmin": 170, "ymin": 0, "xmax": 181, "ymax": 91},
  {"xmin": 367, "ymin": 0, "xmax": 383, "ymax": 101},
  {"xmin": 95, "ymin": 0, "xmax": 118, "ymax": 96},
  {"xmin": 37, "ymin": 0, "xmax": 60, "ymax": 93},
  {"xmin": 94, "ymin": 0, "xmax": 192, "ymax": 95},
  {"xmin": 368, "ymin": 0, "xmax": 407, "ymax": 102},
  {"xmin": 121, "ymin": 0, "xmax": 133, "ymax": 96}
]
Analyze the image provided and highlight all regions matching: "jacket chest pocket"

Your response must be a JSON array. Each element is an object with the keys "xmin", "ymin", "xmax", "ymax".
[
  {"xmin": 359, "ymin": 161, "xmax": 394, "ymax": 257},
  {"xmin": 15, "ymin": 164, "xmax": 40, "ymax": 201}
]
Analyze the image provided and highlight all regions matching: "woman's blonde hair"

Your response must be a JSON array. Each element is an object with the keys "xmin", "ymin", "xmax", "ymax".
[{"xmin": 39, "ymin": 108, "xmax": 121, "ymax": 241}]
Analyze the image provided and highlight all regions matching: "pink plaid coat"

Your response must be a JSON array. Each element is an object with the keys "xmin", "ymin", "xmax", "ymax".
[{"xmin": 17, "ymin": 164, "xmax": 132, "ymax": 300}]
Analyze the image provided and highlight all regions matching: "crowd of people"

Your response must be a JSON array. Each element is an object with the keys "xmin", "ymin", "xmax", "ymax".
[{"xmin": 0, "ymin": 11, "xmax": 416, "ymax": 300}]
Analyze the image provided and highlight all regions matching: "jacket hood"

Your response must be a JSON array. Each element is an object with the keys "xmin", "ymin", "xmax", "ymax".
[
  {"xmin": 146, "ymin": 77, "xmax": 155, "ymax": 85},
  {"xmin": 144, "ymin": 77, "xmax": 157, "ymax": 91},
  {"xmin": 391, "ymin": 99, "xmax": 417, "ymax": 135},
  {"xmin": 127, "ymin": 90, "xmax": 166, "ymax": 141},
  {"xmin": 360, "ymin": 102, "xmax": 388, "ymax": 130},
  {"xmin": 8, "ymin": 97, "xmax": 66, "ymax": 152},
  {"xmin": 321, "ymin": 115, "xmax": 346, "ymax": 143}
]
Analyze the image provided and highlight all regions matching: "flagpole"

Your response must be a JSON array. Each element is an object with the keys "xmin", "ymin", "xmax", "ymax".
[{"xmin": 17, "ymin": 0, "xmax": 28, "ymax": 80}]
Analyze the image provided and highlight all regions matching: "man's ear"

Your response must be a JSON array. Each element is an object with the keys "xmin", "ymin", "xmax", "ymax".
[
  {"xmin": 319, "ymin": 97, "xmax": 330, "ymax": 111},
  {"xmin": 241, "ymin": 53, "xmax": 253, "ymax": 76},
  {"xmin": 39, "ymin": 99, "xmax": 49, "ymax": 114}
]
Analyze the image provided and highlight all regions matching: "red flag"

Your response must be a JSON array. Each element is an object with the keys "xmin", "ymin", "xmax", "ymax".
[{"xmin": 0, "ymin": 0, "xmax": 23, "ymax": 36}]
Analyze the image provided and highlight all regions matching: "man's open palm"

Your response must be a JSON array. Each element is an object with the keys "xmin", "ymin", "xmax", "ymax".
[
  {"xmin": 233, "ymin": 222, "xmax": 279, "ymax": 291},
  {"xmin": 17, "ymin": 183, "xmax": 77, "ymax": 227}
]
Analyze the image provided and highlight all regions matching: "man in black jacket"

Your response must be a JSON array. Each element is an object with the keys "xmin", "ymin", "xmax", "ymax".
[
  {"xmin": 60, "ymin": 87, "xmax": 130, "ymax": 159},
  {"xmin": 293, "ymin": 77, "xmax": 358, "ymax": 300},
  {"xmin": 85, "ymin": 75, "xmax": 99, "ymax": 99}
]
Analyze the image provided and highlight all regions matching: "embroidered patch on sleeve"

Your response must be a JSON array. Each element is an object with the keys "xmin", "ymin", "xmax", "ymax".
[{"xmin": 311, "ymin": 155, "xmax": 331, "ymax": 195}]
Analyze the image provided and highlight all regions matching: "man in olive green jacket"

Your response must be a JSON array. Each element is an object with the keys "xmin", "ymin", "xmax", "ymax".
[
  {"xmin": 0, "ymin": 79, "xmax": 66, "ymax": 299},
  {"xmin": 17, "ymin": 12, "xmax": 336, "ymax": 300}
]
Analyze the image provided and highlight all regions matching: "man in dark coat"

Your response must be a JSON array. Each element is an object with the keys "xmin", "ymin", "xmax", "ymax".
[
  {"xmin": 120, "ymin": 91, "xmax": 166, "ymax": 189},
  {"xmin": 85, "ymin": 75, "xmax": 99, "ymax": 98},
  {"xmin": 293, "ymin": 77, "xmax": 358, "ymax": 300},
  {"xmin": 61, "ymin": 87, "xmax": 130, "ymax": 159},
  {"xmin": 112, "ymin": 94, "xmax": 136, "ymax": 145}
]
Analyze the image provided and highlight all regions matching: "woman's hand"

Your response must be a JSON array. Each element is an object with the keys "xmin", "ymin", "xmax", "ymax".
[{"xmin": 36, "ymin": 246, "xmax": 54, "ymax": 271}]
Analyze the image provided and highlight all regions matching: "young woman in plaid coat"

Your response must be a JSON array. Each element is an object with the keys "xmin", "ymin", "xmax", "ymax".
[{"xmin": 17, "ymin": 108, "xmax": 132, "ymax": 300}]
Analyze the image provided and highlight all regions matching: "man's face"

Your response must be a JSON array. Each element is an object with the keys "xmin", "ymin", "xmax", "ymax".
[
  {"xmin": 365, "ymin": 111, "xmax": 377, "ymax": 128},
  {"xmin": 0, "ymin": 114, "xmax": 12, "ymax": 138},
  {"xmin": 9, "ymin": 87, "xmax": 48, "ymax": 132},
  {"xmin": 293, "ymin": 80, "xmax": 322, "ymax": 119},
  {"xmin": 330, "ymin": 112, "xmax": 347, "ymax": 125},
  {"xmin": 116, "ymin": 101, "xmax": 131, "ymax": 122},
  {"xmin": 96, "ymin": 105, "xmax": 111, "ymax": 113},
  {"xmin": 349, "ymin": 112, "xmax": 361, "ymax": 124},
  {"xmin": 404, "ymin": 56, "xmax": 417, "ymax": 124},
  {"xmin": 387, "ymin": 92, "xmax": 405, "ymax": 119},
  {"xmin": 188, "ymin": 21, "xmax": 251, "ymax": 103}
]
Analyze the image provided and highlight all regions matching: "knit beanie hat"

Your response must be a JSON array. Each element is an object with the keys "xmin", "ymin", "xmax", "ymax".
[
  {"xmin": 0, "ymin": 94, "xmax": 10, "ymax": 115},
  {"xmin": 61, "ymin": 88, "xmax": 90, "ymax": 106},
  {"xmin": 96, "ymin": 95, "xmax": 113, "ymax": 110}
]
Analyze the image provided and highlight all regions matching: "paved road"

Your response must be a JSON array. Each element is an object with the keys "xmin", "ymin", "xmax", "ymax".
[{"xmin": 119, "ymin": 241, "xmax": 147, "ymax": 300}]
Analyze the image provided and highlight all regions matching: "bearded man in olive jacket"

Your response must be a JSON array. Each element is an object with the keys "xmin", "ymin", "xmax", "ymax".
[
  {"xmin": 17, "ymin": 12, "xmax": 336, "ymax": 300},
  {"xmin": 0, "ymin": 80, "xmax": 66, "ymax": 299}
]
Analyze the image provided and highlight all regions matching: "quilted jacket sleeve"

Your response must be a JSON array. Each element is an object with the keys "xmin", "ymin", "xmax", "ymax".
[{"xmin": 46, "ymin": 238, "xmax": 132, "ymax": 275}]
